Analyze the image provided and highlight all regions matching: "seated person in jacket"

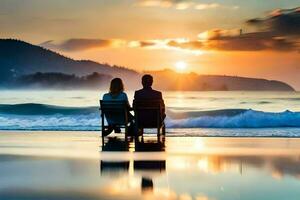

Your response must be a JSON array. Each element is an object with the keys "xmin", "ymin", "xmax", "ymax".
[{"xmin": 133, "ymin": 74, "xmax": 166, "ymax": 120}]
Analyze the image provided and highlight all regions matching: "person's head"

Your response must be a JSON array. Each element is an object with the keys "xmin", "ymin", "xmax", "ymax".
[
  {"xmin": 109, "ymin": 78, "xmax": 124, "ymax": 95},
  {"xmin": 142, "ymin": 74, "xmax": 153, "ymax": 88}
]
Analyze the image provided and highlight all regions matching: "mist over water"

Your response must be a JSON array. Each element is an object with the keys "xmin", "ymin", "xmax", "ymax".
[{"xmin": 1, "ymin": 90, "xmax": 300, "ymax": 135}]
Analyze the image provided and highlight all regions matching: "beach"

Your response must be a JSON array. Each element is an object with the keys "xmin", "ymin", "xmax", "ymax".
[
  {"xmin": 1, "ymin": 1, "xmax": 300, "ymax": 199},
  {"xmin": 1, "ymin": 131, "xmax": 300, "ymax": 200}
]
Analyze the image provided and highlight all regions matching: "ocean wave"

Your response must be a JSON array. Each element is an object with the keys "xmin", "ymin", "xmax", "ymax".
[
  {"xmin": 167, "ymin": 110, "xmax": 300, "ymax": 128},
  {"xmin": 167, "ymin": 109, "xmax": 247, "ymax": 119},
  {"xmin": 0, "ymin": 103, "xmax": 98, "ymax": 115},
  {"xmin": 0, "ymin": 103, "xmax": 300, "ymax": 130},
  {"xmin": 0, "ymin": 113, "xmax": 100, "ymax": 131}
]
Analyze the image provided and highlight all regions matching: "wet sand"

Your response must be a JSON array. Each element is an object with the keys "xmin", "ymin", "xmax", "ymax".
[{"xmin": 1, "ymin": 131, "xmax": 300, "ymax": 200}]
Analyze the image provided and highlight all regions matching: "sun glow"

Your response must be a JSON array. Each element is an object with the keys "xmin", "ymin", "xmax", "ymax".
[{"xmin": 175, "ymin": 61, "xmax": 187, "ymax": 72}]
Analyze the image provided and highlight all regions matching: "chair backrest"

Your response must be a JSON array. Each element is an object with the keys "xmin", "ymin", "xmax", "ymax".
[
  {"xmin": 133, "ymin": 100, "xmax": 163, "ymax": 128},
  {"xmin": 100, "ymin": 100, "xmax": 129, "ymax": 126}
]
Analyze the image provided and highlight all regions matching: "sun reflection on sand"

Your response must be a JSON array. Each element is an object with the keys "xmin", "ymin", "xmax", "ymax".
[
  {"xmin": 197, "ymin": 157, "xmax": 209, "ymax": 172},
  {"xmin": 193, "ymin": 139, "xmax": 205, "ymax": 151}
]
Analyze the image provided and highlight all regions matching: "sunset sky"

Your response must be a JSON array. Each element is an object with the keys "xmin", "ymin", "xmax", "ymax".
[{"xmin": 0, "ymin": 0, "xmax": 300, "ymax": 89}]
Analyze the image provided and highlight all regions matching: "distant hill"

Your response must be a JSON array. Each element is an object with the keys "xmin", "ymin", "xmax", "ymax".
[
  {"xmin": 0, "ymin": 39, "xmax": 295, "ymax": 91},
  {"xmin": 148, "ymin": 69, "xmax": 295, "ymax": 91},
  {"xmin": 0, "ymin": 39, "xmax": 140, "ymax": 87},
  {"xmin": 12, "ymin": 72, "xmax": 112, "ymax": 89}
]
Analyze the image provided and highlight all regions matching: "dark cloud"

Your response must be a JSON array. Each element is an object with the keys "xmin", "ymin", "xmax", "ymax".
[
  {"xmin": 247, "ymin": 7, "xmax": 300, "ymax": 36},
  {"xmin": 206, "ymin": 31, "xmax": 297, "ymax": 51},
  {"xmin": 165, "ymin": 7, "xmax": 300, "ymax": 52},
  {"xmin": 165, "ymin": 31, "xmax": 297, "ymax": 52},
  {"xmin": 40, "ymin": 39, "xmax": 113, "ymax": 51}
]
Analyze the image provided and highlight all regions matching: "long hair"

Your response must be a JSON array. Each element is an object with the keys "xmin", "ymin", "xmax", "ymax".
[{"xmin": 109, "ymin": 78, "xmax": 124, "ymax": 96}]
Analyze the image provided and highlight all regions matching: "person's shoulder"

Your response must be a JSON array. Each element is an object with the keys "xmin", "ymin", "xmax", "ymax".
[
  {"xmin": 103, "ymin": 93, "xmax": 117, "ymax": 101},
  {"xmin": 102, "ymin": 93, "xmax": 110, "ymax": 99},
  {"xmin": 120, "ymin": 92, "xmax": 128, "ymax": 99},
  {"xmin": 152, "ymin": 89, "xmax": 163, "ymax": 99},
  {"xmin": 135, "ymin": 89, "xmax": 143, "ymax": 93},
  {"xmin": 152, "ymin": 89, "xmax": 162, "ymax": 95},
  {"xmin": 134, "ymin": 89, "xmax": 143, "ymax": 95}
]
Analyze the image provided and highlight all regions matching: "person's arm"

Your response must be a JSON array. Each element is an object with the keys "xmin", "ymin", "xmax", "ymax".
[
  {"xmin": 124, "ymin": 93, "xmax": 133, "ymax": 111},
  {"xmin": 133, "ymin": 91, "xmax": 137, "ymax": 110},
  {"xmin": 133, "ymin": 91, "xmax": 137, "ymax": 100}
]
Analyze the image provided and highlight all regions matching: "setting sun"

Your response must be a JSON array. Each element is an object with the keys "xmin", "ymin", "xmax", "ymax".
[{"xmin": 175, "ymin": 61, "xmax": 187, "ymax": 72}]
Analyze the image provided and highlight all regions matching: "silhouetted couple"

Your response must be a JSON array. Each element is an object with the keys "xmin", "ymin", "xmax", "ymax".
[{"xmin": 102, "ymin": 74, "xmax": 165, "ymax": 136}]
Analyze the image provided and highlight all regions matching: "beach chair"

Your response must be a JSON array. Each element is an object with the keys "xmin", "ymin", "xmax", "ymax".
[
  {"xmin": 133, "ymin": 100, "xmax": 166, "ymax": 136},
  {"xmin": 100, "ymin": 100, "xmax": 130, "ymax": 137}
]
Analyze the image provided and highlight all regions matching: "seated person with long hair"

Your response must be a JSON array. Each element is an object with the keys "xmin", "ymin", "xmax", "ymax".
[{"xmin": 102, "ymin": 78, "xmax": 133, "ymax": 136}]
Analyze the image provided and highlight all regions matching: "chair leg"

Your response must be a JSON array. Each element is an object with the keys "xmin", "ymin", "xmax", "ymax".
[
  {"xmin": 162, "ymin": 124, "xmax": 166, "ymax": 136},
  {"xmin": 157, "ymin": 133, "xmax": 160, "ymax": 143},
  {"xmin": 133, "ymin": 123, "xmax": 138, "ymax": 137},
  {"xmin": 101, "ymin": 113, "xmax": 105, "ymax": 137},
  {"xmin": 157, "ymin": 126, "xmax": 160, "ymax": 137},
  {"xmin": 141, "ymin": 134, "xmax": 144, "ymax": 143},
  {"xmin": 125, "ymin": 125, "xmax": 129, "ymax": 137},
  {"xmin": 142, "ymin": 128, "xmax": 144, "ymax": 136},
  {"xmin": 101, "ymin": 134, "xmax": 105, "ymax": 147},
  {"xmin": 162, "ymin": 134, "xmax": 165, "ymax": 144},
  {"xmin": 101, "ymin": 126, "xmax": 105, "ymax": 138},
  {"xmin": 125, "ymin": 133, "xmax": 129, "ymax": 142}
]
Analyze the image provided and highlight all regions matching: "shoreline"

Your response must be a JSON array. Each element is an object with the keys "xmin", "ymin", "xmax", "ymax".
[
  {"xmin": 2, "ymin": 130, "xmax": 300, "ymax": 138},
  {"xmin": 1, "ymin": 131, "xmax": 300, "ymax": 157}
]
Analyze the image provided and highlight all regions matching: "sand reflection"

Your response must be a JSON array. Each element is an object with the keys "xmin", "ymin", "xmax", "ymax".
[
  {"xmin": 99, "ymin": 136, "xmax": 300, "ymax": 200},
  {"xmin": 1, "ymin": 132, "xmax": 300, "ymax": 199}
]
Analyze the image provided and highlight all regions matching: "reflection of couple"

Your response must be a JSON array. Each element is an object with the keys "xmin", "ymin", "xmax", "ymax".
[
  {"xmin": 102, "ymin": 74, "xmax": 166, "ymax": 136},
  {"xmin": 101, "ymin": 136, "xmax": 166, "ymax": 194}
]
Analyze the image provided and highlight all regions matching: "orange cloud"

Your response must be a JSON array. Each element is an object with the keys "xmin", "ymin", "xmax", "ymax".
[
  {"xmin": 40, "ymin": 7, "xmax": 300, "ymax": 53},
  {"xmin": 135, "ymin": 0, "xmax": 238, "ymax": 10},
  {"xmin": 40, "ymin": 39, "xmax": 115, "ymax": 51},
  {"xmin": 165, "ymin": 31, "xmax": 298, "ymax": 52}
]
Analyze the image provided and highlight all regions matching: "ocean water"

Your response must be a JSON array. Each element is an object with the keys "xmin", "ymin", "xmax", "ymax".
[{"xmin": 0, "ymin": 90, "xmax": 300, "ymax": 136}]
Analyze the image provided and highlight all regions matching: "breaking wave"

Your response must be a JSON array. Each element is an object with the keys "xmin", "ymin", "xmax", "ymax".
[{"xmin": 0, "ymin": 103, "xmax": 300, "ymax": 131}]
